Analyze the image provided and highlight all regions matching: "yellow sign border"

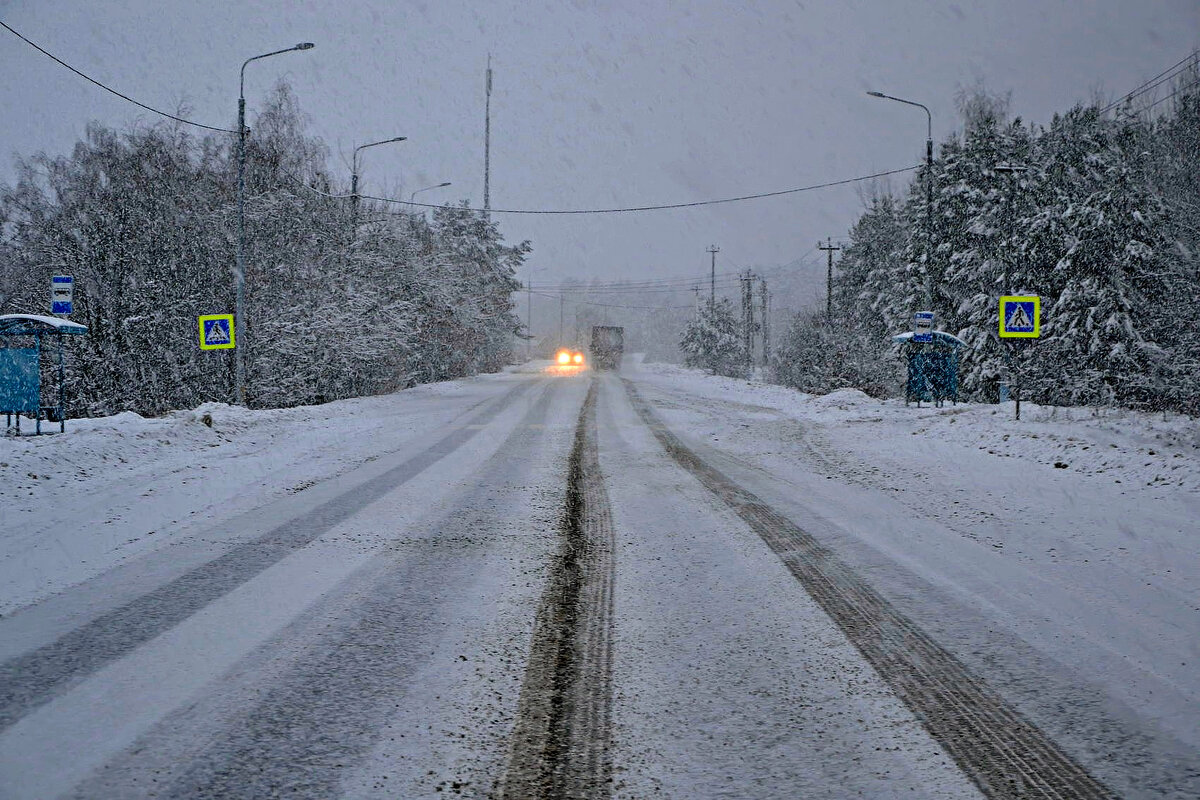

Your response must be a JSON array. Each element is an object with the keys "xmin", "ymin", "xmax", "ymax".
[
  {"xmin": 199, "ymin": 314, "xmax": 236, "ymax": 350},
  {"xmin": 999, "ymin": 296, "xmax": 1040, "ymax": 338}
]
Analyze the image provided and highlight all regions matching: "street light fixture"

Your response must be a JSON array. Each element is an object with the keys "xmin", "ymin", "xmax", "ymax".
[
  {"xmin": 235, "ymin": 42, "xmax": 315, "ymax": 407},
  {"xmin": 351, "ymin": 136, "xmax": 407, "ymax": 222},
  {"xmin": 867, "ymin": 90, "xmax": 934, "ymax": 310},
  {"xmin": 409, "ymin": 182, "xmax": 452, "ymax": 204},
  {"xmin": 994, "ymin": 164, "xmax": 1030, "ymax": 295}
]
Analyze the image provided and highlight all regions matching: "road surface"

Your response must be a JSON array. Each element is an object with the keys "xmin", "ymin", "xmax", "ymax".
[{"xmin": 1, "ymin": 363, "xmax": 1196, "ymax": 798}]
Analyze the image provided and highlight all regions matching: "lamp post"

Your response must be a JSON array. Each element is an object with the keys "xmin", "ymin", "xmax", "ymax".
[
  {"xmin": 994, "ymin": 162, "xmax": 1029, "ymax": 420},
  {"xmin": 236, "ymin": 41, "xmax": 314, "ymax": 407},
  {"xmin": 867, "ymin": 90, "xmax": 934, "ymax": 310},
  {"xmin": 409, "ymin": 182, "xmax": 452, "ymax": 204},
  {"xmin": 993, "ymin": 163, "xmax": 1029, "ymax": 295},
  {"xmin": 351, "ymin": 136, "xmax": 407, "ymax": 226}
]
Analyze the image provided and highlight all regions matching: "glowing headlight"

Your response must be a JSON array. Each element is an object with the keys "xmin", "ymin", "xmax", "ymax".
[
  {"xmin": 573, "ymin": 352, "xmax": 584, "ymax": 365},
  {"xmin": 557, "ymin": 350, "xmax": 571, "ymax": 365}
]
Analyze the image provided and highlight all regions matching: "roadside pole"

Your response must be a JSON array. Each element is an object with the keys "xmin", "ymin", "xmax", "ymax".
[{"xmin": 999, "ymin": 296, "xmax": 1040, "ymax": 420}]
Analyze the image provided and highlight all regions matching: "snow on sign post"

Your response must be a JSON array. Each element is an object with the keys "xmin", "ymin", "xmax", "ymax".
[
  {"xmin": 198, "ymin": 314, "xmax": 236, "ymax": 350},
  {"xmin": 913, "ymin": 311, "xmax": 934, "ymax": 343},
  {"xmin": 999, "ymin": 296, "xmax": 1040, "ymax": 338},
  {"xmin": 51, "ymin": 275, "xmax": 73, "ymax": 315}
]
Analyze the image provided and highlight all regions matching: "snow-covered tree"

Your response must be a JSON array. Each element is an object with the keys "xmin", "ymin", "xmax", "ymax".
[{"xmin": 680, "ymin": 298, "xmax": 745, "ymax": 377}]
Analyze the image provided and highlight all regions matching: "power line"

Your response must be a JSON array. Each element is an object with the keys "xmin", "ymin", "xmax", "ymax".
[
  {"xmin": 355, "ymin": 165, "xmax": 920, "ymax": 215},
  {"xmin": 0, "ymin": 19, "xmax": 235, "ymax": 133},
  {"xmin": 1101, "ymin": 51, "xmax": 1199, "ymax": 113},
  {"xmin": 282, "ymin": 151, "xmax": 918, "ymax": 216},
  {"xmin": 528, "ymin": 289, "xmax": 691, "ymax": 310},
  {"xmin": 1142, "ymin": 76, "xmax": 1200, "ymax": 113}
]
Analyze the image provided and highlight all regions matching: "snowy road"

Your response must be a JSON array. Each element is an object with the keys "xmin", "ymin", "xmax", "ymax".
[{"xmin": 1, "ymin": 362, "xmax": 1196, "ymax": 798}]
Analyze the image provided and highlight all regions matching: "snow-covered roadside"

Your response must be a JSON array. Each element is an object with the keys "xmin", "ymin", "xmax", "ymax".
[
  {"xmin": 633, "ymin": 361, "xmax": 1200, "ymax": 493},
  {"xmin": 625, "ymin": 359, "xmax": 1200, "ymax": 793},
  {"xmin": 0, "ymin": 367, "xmax": 539, "ymax": 616}
]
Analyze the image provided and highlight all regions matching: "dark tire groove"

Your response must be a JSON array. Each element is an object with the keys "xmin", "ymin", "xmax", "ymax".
[
  {"xmin": 499, "ymin": 378, "xmax": 615, "ymax": 800},
  {"xmin": 622, "ymin": 377, "xmax": 1116, "ymax": 800},
  {"xmin": 0, "ymin": 378, "xmax": 538, "ymax": 731}
]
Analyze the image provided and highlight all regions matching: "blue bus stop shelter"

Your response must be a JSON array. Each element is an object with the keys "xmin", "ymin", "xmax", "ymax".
[
  {"xmin": 1, "ymin": 314, "xmax": 88, "ymax": 434},
  {"xmin": 892, "ymin": 330, "xmax": 967, "ymax": 407}
]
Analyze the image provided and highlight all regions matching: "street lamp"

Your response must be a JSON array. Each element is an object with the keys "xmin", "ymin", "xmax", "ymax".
[
  {"xmin": 994, "ymin": 162, "xmax": 1030, "ymax": 420},
  {"xmin": 409, "ymin": 182, "xmax": 452, "ymax": 203},
  {"xmin": 867, "ymin": 90, "xmax": 934, "ymax": 310},
  {"xmin": 351, "ymin": 136, "xmax": 407, "ymax": 223},
  {"xmin": 235, "ymin": 41, "xmax": 314, "ymax": 407},
  {"xmin": 993, "ymin": 163, "xmax": 1029, "ymax": 296}
]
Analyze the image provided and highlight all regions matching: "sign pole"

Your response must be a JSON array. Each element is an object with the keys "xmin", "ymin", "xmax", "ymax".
[{"xmin": 999, "ymin": 296, "xmax": 1040, "ymax": 420}]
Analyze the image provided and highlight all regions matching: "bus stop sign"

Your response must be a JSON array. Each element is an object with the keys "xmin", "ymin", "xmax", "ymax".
[
  {"xmin": 51, "ymin": 275, "xmax": 73, "ymax": 315},
  {"xmin": 913, "ymin": 311, "xmax": 934, "ymax": 343}
]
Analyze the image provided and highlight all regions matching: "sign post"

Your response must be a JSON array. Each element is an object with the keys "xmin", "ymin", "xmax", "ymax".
[
  {"xmin": 998, "ymin": 296, "xmax": 1040, "ymax": 420},
  {"xmin": 51, "ymin": 276, "xmax": 73, "ymax": 315}
]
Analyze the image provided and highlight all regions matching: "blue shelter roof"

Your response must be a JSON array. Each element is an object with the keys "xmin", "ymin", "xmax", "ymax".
[
  {"xmin": 0, "ymin": 314, "xmax": 88, "ymax": 336},
  {"xmin": 891, "ymin": 330, "xmax": 967, "ymax": 347}
]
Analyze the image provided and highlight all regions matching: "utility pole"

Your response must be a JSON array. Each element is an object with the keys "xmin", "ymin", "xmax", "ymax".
[
  {"xmin": 740, "ymin": 270, "xmax": 755, "ymax": 369},
  {"xmin": 707, "ymin": 245, "xmax": 719, "ymax": 309},
  {"xmin": 559, "ymin": 292, "xmax": 564, "ymax": 346},
  {"xmin": 483, "ymin": 54, "xmax": 492, "ymax": 212},
  {"xmin": 527, "ymin": 282, "xmax": 533, "ymax": 359},
  {"xmin": 819, "ymin": 239, "xmax": 841, "ymax": 320},
  {"xmin": 759, "ymin": 277, "xmax": 770, "ymax": 367}
]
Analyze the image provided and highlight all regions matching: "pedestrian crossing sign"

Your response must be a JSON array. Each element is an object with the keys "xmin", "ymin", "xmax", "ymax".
[
  {"xmin": 999, "ymin": 296, "xmax": 1039, "ymax": 338},
  {"xmin": 199, "ymin": 314, "xmax": 236, "ymax": 350}
]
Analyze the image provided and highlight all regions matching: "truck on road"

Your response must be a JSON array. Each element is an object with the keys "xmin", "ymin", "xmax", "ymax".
[{"xmin": 589, "ymin": 326, "xmax": 624, "ymax": 371}]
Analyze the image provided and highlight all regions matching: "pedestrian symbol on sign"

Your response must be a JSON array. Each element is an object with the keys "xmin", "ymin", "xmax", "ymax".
[
  {"xmin": 199, "ymin": 314, "xmax": 236, "ymax": 350},
  {"xmin": 999, "ymin": 296, "xmax": 1040, "ymax": 338},
  {"xmin": 1007, "ymin": 303, "xmax": 1032, "ymax": 330},
  {"xmin": 205, "ymin": 320, "xmax": 228, "ymax": 342}
]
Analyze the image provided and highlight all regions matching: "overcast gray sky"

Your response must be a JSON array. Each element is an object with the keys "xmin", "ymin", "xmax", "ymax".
[{"xmin": 1, "ymin": 0, "xmax": 1197, "ymax": 297}]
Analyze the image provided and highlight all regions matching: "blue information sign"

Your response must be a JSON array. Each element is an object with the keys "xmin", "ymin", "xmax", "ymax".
[
  {"xmin": 51, "ymin": 275, "xmax": 73, "ymax": 315},
  {"xmin": 913, "ymin": 311, "xmax": 934, "ymax": 343},
  {"xmin": 199, "ymin": 314, "xmax": 236, "ymax": 350},
  {"xmin": 999, "ymin": 296, "xmax": 1040, "ymax": 338}
]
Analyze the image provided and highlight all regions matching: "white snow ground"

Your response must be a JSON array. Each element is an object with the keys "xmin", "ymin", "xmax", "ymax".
[
  {"xmin": 0, "ymin": 368, "xmax": 537, "ymax": 617},
  {"xmin": 1, "ymin": 359, "xmax": 1196, "ymax": 797},
  {"xmin": 625, "ymin": 358, "xmax": 1200, "ymax": 797}
]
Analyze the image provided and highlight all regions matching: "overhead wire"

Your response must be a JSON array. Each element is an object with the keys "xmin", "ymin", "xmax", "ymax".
[
  {"xmin": 353, "ymin": 165, "xmax": 921, "ymax": 215},
  {"xmin": 1101, "ymin": 51, "xmax": 1199, "ymax": 113},
  {"xmin": 527, "ymin": 289, "xmax": 692, "ymax": 311},
  {"xmin": 1141, "ymin": 76, "xmax": 1200, "ymax": 113},
  {"xmin": 0, "ymin": 19, "xmax": 235, "ymax": 133}
]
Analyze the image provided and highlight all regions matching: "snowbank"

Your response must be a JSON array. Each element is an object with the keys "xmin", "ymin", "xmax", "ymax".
[
  {"xmin": 0, "ymin": 374, "xmax": 520, "ymax": 615},
  {"xmin": 631, "ymin": 360, "xmax": 1200, "ymax": 493}
]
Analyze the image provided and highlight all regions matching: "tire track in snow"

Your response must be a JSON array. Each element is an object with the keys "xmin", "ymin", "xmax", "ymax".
[
  {"xmin": 126, "ymin": 379, "xmax": 567, "ymax": 800},
  {"xmin": 622, "ymin": 378, "xmax": 1116, "ymax": 800},
  {"xmin": 0, "ymin": 378, "xmax": 539, "ymax": 732},
  {"xmin": 499, "ymin": 378, "xmax": 616, "ymax": 800}
]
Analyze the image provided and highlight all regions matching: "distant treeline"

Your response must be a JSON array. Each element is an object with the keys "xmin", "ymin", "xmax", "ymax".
[
  {"xmin": 774, "ymin": 66, "xmax": 1200, "ymax": 414},
  {"xmin": 0, "ymin": 83, "xmax": 527, "ymax": 415}
]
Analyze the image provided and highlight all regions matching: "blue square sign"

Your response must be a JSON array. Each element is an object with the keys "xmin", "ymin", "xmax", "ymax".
[
  {"xmin": 51, "ymin": 275, "xmax": 73, "ymax": 315},
  {"xmin": 199, "ymin": 314, "xmax": 235, "ymax": 350},
  {"xmin": 1000, "ymin": 296, "xmax": 1040, "ymax": 338}
]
